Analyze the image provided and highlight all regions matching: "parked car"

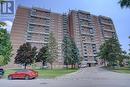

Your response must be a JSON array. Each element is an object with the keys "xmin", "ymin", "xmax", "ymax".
[
  {"xmin": 79, "ymin": 64, "xmax": 87, "ymax": 68},
  {"xmin": 0, "ymin": 68, "xmax": 4, "ymax": 78},
  {"xmin": 8, "ymin": 69, "xmax": 38, "ymax": 80}
]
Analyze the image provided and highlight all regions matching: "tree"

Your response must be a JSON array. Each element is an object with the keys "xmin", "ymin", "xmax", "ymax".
[
  {"xmin": 0, "ymin": 0, "xmax": 4, "ymax": 2},
  {"xmin": 0, "ymin": 22, "xmax": 6, "ymax": 27},
  {"xmin": 47, "ymin": 32, "xmax": 58, "ymax": 69},
  {"xmin": 62, "ymin": 36, "xmax": 80, "ymax": 68},
  {"xmin": 14, "ymin": 42, "xmax": 37, "ymax": 69},
  {"xmin": 62, "ymin": 36, "xmax": 73, "ymax": 68},
  {"xmin": 36, "ymin": 46, "xmax": 48, "ymax": 69},
  {"xmin": 98, "ymin": 37, "xmax": 122, "ymax": 67},
  {"xmin": 0, "ymin": 23, "xmax": 12, "ymax": 66},
  {"xmin": 70, "ymin": 38, "xmax": 80, "ymax": 68},
  {"xmin": 119, "ymin": 0, "xmax": 130, "ymax": 8},
  {"xmin": 0, "ymin": 55, "xmax": 4, "ymax": 66}
]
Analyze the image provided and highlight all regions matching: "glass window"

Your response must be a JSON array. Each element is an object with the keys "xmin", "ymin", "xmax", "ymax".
[
  {"xmin": 84, "ymin": 49, "xmax": 87, "ymax": 51},
  {"xmin": 31, "ymin": 9, "xmax": 36, "ymax": 15},
  {"xmin": 27, "ymin": 33, "xmax": 32, "ymax": 40},
  {"xmin": 91, "ymin": 36, "xmax": 94, "ymax": 42},
  {"xmin": 44, "ymin": 26, "xmax": 49, "ymax": 33},
  {"xmin": 28, "ymin": 25, "xmax": 35, "ymax": 31},
  {"xmin": 30, "ymin": 17, "xmax": 35, "ymax": 22},
  {"xmin": 89, "ymin": 28, "xmax": 94, "ymax": 34},
  {"xmin": 84, "ymin": 58, "xmax": 88, "ymax": 61},
  {"xmin": 84, "ymin": 52, "xmax": 87, "ymax": 54},
  {"xmin": 44, "ymin": 19, "xmax": 50, "ymax": 25}
]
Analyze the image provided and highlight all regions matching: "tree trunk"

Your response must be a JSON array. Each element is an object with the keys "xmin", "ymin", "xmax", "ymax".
[
  {"xmin": 104, "ymin": 59, "xmax": 107, "ymax": 66},
  {"xmin": 42, "ymin": 61, "xmax": 45, "ymax": 69},
  {"xmin": 71, "ymin": 64, "xmax": 73, "ymax": 69},
  {"xmin": 50, "ymin": 63, "xmax": 53, "ymax": 69},
  {"xmin": 24, "ymin": 63, "xmax": 27, "ymax": 69},
  {"xmin": 66, "ymin": 64, "xmax": 68, "ymax": 68},
  {"xmin": 74, "ymin": 64, "xmax": 76, "ymax": 69}
]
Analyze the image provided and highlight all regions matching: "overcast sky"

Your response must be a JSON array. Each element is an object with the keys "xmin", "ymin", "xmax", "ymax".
[{"xmin": 0, "ymin": 0, "xmax": 130, "ymax": 52}]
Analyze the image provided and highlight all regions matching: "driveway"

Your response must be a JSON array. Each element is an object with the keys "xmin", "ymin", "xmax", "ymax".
[{"xmin": 0, "ymin": 66, "xmax": 130, "ymax": 87}]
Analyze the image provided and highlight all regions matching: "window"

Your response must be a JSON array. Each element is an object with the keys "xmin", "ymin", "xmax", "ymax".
[
  {"xmin": 84, "ymin": 46, "xmax": 86, "ymax": 48},
  {"xmin": 89, "ymin": 28, "xmax": 94, "ymax": 34},
  {"xmin": 84, "ymin": 52, "xmax": 87, "ymax": 54},
  {"xmin": 45, "ymin": 12, "xmax": 50, "ymax": 17},
  {"xmin": 84, "ymin": 58, "xmax": 88, "ymax": 61},
  {"xmin": 44, "ymin": 26, "xmax": 49, "ymax": 33},
  {"xmin": 30, "ymin": 17, "xmax": 35, "ymax": 23},
  {"xmin": 87, "ymin": 15, "xmax": 91, "ymax": 19},
  {"xmin": 84, "ymin": 56, "xmax": 88, "ymax": 61},
  {"xmin": 28, "ymin": 25, "xmax": 35, "ymax": 31},
  {"xmin": 92, "ymin": 44, "xmax": 96, "ymax": 50},
  {"xmin": 94, "ymin": 56, "xmax": 97, "ymax": 61},
  {"xmin": 27, "ymin": 33, "xmax": 32, "ymax": 40},
  {"xmin": 82, "ymin": 36, "xmax": 85, "ymax": 39},
  {"xmin": 84, "ymin": 56, "xmax": 87, "ymax": 58},
  {"xmin": 44, "ymin": 19, "xmax": 50, "ymax": 25},
  {"xmin": 91, "ymin": 36, "xmax": 94, "ymax": 42},
  {"xmin": 92, "ymin": 44, "xmax": 96, "ymax": 47},
  {"xmin": 31, "ymin": 9, "xmax": 36, "ymax": 16},
  {"xmin": 44, "ymin": 36, "xmax": 48, "ymax": 41},
  {"xmin": 84, "ymin": 49, "xmax": 87, "ymax": 51},
  {"xmin": 112, "ymin": 32, "xmax": 116, "ymax": 37},
  {"xmin": 92, "ymin": 44, "xmax": 97, "ymax": 54}
]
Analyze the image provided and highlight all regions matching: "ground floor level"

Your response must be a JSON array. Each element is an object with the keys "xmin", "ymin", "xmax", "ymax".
[{"xmin": 1, "ymin": 67, "xmax": 130, "ymax": 87}]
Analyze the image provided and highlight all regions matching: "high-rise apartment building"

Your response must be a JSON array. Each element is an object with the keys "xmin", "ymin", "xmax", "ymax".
[
  {"xmin": 69, "ymin": 10, "xmax": 116, "ymax": 66},
  {"xmin": 10, "ymin": 6, "xmax": 116, "ymax": 68}
]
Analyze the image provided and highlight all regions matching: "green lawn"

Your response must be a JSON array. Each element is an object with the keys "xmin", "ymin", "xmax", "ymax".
[
  {"xmin": 4, "ymin": 68, "xmax": 78, "ymax": 79},
  {"xmin": 112, "ymin": 67, "xmax": 130, "ymax": 74}
]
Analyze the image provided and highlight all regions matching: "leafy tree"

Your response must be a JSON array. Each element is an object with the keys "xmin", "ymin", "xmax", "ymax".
[
  {"xmin": 0, "ymin": 22, "xmax": 6, "ymax": 27},
  {"xmin": 119, "ymin": 0, "xmax": 130, "ymax": 8},
  {"xmin": 36, "ymin": 46, "xmax": 48, "ymax": 69},
  {"xmin": 0, "ymin": 0, "xmax": 4, "ymax": 2},
  {"xmin": 14, "ymin": 42, "xmax": 37, "ymax": 69},
  {"xmin": 47, "ymin": 32, "xmax": 58, "ymax": 69},
  {"xmin": 98, "ymin": 37, "xmax": 122, "ymax": 67},
  {"xmin": 0, "ymin": 24, "xmax": 12, "ymax": 66},
  {"xmin": 0, "ymin": 55, "xmax": 4, "ymax": 66}
]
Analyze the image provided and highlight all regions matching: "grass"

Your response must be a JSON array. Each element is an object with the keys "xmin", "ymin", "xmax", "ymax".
[
  {"xmin": 3, "ymin": 68, "xmax": 78, "ymax": 79},
  {"xmin": 102, "ymin": 66, "xmax": 130, "ymax": 74},
  {"xmin": 112, "ymin": 67, "xmax": 130, "ymax": 74},
  {"xmin": 36, "ymin": 68, "xmax": 78, "ymax": 78}
]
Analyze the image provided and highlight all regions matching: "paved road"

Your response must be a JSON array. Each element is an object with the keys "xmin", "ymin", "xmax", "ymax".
[{"xmin": 0, "ymin": 67, "xmax": 130, "ymax": 87}]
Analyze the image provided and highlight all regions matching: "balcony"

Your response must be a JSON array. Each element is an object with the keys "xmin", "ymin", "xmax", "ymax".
[
  {"xmin": 27, "ymin": 31, "xmax": 49, "ymax": 35},
  {"xmin": 103, "ymin": 28, "xmax": 115, "ymax": 32},
  {"xmin": 26, "ymin": 40, "xmax": 48, "ymax": 44},
  {"xmin": 104, "ymin": 35, "xmax": 112, "ymax": 38},
  {"xmin": 30, "ymin": 13, "xmax": 50, "ymax": 20},
  {"xmin": 79, "ymin": 17, "xmax": 91, "ymax": 21},
  {"xmin": 82, "ymin": 41, "xmax": 96, "ymax": 44},
  {"xmin": 29, "ymin": 22, "xmax": 50, "ymax": 27},
  {"xmin": 101, "ymin": 22, "xmax": 113, "ymax": 26}
]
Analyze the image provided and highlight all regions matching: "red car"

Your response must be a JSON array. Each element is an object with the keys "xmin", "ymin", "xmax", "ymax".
[{"xmin": 8, "ymin": 69, "xmax": 38, "ymax": 80}]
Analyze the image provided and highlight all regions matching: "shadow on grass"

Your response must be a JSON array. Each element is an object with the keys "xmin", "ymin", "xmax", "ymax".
[{"xmin": 101, "ymin": 66, "xmax": 130, "ymax": 74}]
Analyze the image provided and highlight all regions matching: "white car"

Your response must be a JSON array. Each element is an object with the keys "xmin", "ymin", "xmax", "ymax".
[{"xmin": 80, "ymin": 64, "xmax": 87, "ymax": 68}]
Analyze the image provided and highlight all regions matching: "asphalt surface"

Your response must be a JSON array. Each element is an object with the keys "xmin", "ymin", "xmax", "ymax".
[{"xmin": 0, "ymin": 67, "xmax": 130, "ymax": 87}]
